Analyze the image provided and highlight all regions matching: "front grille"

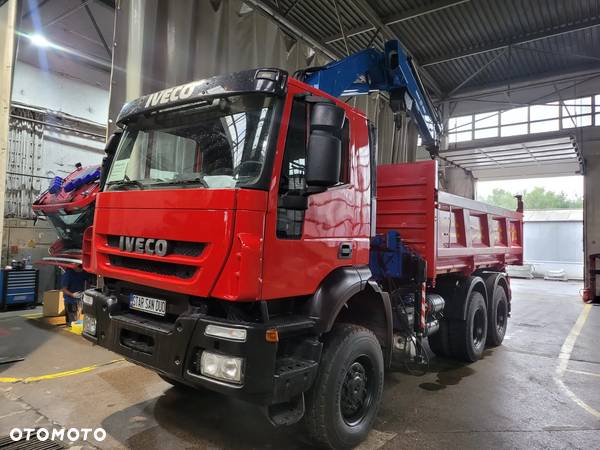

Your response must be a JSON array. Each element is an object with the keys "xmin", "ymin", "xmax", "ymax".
[
  {"xmin": 106, "ymin": 236, "xmax": 205, "ymax": 257},
  {"xmin": 108, "ymin": 255, "xmax": 196, "ymax": 279}
]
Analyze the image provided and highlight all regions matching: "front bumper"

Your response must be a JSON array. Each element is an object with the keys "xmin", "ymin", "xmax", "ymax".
[{"xmin": 82, "ymin": 289, "xmax": 319, "ymax": 405}]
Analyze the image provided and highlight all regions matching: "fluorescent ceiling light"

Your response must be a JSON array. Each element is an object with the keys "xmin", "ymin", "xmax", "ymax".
[{"xmin": 30, "ymin": 34, "xmax": 50, "ymax": 47}]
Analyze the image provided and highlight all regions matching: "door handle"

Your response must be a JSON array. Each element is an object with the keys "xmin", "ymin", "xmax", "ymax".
[{"xmin": 338, "ymin": 242, "xmax": 352, "ymax": 259}]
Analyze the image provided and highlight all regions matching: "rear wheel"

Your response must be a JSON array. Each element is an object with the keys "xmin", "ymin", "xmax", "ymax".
[
  {"xmin": 427, "ymin": 319, "xmax": 450, "ymax": 357},
  {"xmin": 448, "ymin": 291, "xmax": 487, "ymax": 362},
  {"xmin": 304, "ymin": 324, "xmax": 384, "ymax": 449},
  {"xmin": 486, "ymin": 285, "xmax": 508, "ymax": 346}
]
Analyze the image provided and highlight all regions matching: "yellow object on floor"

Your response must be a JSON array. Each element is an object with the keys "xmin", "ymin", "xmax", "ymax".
[
  {"xmin": 0, "ymin": 359, "xmax": 124, "ymax": 383},
  {"xmin": 68, "ymin": 321, "xmax": 83, "ymax": 335}
]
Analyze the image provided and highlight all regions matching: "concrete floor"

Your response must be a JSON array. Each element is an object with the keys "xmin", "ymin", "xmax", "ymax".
[{"xmin": 1, "ymin": 279, "xmax": 599, "ymax": 449}]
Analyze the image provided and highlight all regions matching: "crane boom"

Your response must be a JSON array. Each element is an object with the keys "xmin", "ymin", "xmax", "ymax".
[{"xmin": 297, "ymin": 40, "xmax": 441, "ymax": 155}]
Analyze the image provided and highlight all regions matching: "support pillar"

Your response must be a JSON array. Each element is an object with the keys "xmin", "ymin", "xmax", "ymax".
[{"xmin": 0, "ymin": 0, "xmax": 18, "ymax": 262}]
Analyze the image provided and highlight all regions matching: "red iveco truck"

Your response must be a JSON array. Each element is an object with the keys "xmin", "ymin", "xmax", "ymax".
[{"xmin": 81, "ymin": 53, "xmax": 523, "ymax": 448}]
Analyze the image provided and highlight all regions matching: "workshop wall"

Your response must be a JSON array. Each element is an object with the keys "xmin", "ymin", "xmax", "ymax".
[
  {"xmin": 4, "ymin": 62, "xmax": 108, "ymax": 287},
  {"xmin": 7, "ymin": 62, "xmax": 107, "ymax": 220}
]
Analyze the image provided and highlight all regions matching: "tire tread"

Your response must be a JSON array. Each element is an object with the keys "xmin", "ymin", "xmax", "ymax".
[{"xmin": 305, "ymin": 323, "xmax": 382, "ymax": 449}]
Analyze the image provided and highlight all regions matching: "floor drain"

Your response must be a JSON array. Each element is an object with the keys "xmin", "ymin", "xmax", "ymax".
[{"xmin": 0, "ymin": 432, "xmax": 65, "ymax": 449}]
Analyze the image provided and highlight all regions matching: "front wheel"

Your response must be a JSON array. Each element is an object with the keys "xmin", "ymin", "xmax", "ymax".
[{"xmin": 304, "ymin": 324, "xmax": 384, "ymax": 449}]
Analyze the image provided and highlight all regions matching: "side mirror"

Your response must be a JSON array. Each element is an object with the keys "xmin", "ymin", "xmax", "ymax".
[
  {"xmin": 305, "ymin": 103, "xmax": 345, "ymax": 188},
  {"xmin": 100, "ymin": 131, "xmax": 122, "ymax": 189}
]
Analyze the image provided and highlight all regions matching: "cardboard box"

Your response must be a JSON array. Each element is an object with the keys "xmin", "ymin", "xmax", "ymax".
[{"xmin": 43, "ymin": 290, "xmax": 65, "ymax": 317}]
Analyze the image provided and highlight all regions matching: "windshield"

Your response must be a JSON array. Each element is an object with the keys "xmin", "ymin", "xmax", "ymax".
[
  {"xmin": 106, "ymin": 94, "xmax": 279, "ymax": 190},
  {"xmin": 47, "ymin": 206, "xmax": 95, "ymax": 249}
]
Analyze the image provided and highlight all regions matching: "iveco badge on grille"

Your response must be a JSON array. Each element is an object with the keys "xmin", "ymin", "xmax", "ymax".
[{"xmin": 118, "ymin": 236, "xmax": 169, "ymax": 256}]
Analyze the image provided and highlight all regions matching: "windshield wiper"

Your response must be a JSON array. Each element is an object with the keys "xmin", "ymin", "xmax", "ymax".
[
  {"xmin": 105, "ymin": 179, "xmax": 146, "ymax": 190},
  {"xmin": 151, "ymin": 177, "xmax": 209, "ymax": 188}
]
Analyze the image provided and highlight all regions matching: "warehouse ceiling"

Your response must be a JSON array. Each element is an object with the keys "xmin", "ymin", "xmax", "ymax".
[
  {"xmin": 256, "ymin": 0, "xmax": 600, "ymax": 100},
  {"xmin": 16, "ymin": 0, "xmax": 600, "ymax": 98},
  {"xmin": 15, "ymin": 0, "xmax": 115, "ymax": 89}
]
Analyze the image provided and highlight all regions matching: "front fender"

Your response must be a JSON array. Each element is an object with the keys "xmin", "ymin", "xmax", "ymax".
[
  {"xmin": 303, "ymin": 267, "xmax": 394, "ymax": 366},
  {"xmin": 304, "ymin": 266, "xmax": 369, "ymax": 334}
]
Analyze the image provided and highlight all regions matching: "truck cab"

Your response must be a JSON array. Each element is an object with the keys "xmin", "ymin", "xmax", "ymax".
[{"xmin": 85, "ymin": 69, "xmax": 372, "ymax": 303}]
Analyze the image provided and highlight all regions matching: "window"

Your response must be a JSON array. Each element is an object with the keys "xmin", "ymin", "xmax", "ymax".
[
  {"xmin": 562, "ymin": 97, "xmax": 592, "ymax": 117},
  {"xmin": 501, "ymin": 123, "xmax": 528, "ymax": 137},
  {"xmin": 501, "ymin": 107, "xmax": 528, "ymax": 125},
  {"xmin": 562, "ymin": 97, "xmax": 592, "ymax": 129},
  {"xmin": 530, "ymin": 103, "xmax": 559, "ymax": 121},
  {"xmin": 530, "ymin": 119, "xmax": 559, "ymax": 134},
  {"xmin": 277, "ymin": 99, "xmax": 308, "ymax": 239},
  {"xmin": 449, "ymin": 131, "xmax": 472, "ymax": 143},
  {"xmin": 280, "ymin": 100, "xmax": 308, "ymax": 193},
  {"xmin": 473, "ymin": 112, "xmax": 498, "ymax": 139},
  {"xmin": 340, "ymin": 120, "xmax": 351, "ymax": 184},
  {"xmin": 447, "ymin": 95, "xmax": 600, "ymax": 143},
  {"xmin": 475, "ymin": 112, "xmax": 499, "ymax": 129},
  {"xmin": 276, "ymin": 98, "xmax": 349, "ymax": 239},
  {"xmin": 448, "ymin": 115, "xmax": 473, "ymax": 132},
  {"xmin": 563, "ymin": 115, "xmax": 592, "ymax": 129},
  {"xmin": 448, "ymin": 115, "xmax": 473, "ymax": 143}
]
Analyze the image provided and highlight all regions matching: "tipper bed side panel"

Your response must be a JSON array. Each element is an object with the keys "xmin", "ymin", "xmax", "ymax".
[
  {"xmin": 436, "ymin": 191, "xmax": 524, "ymax": 275},
  {"xmin": 376, "ymin": 161, "xmax": 438, "ymax": 280},
  {"xmin": 375, "ymin": 161, "xmax": 524, "ymax": 280}
]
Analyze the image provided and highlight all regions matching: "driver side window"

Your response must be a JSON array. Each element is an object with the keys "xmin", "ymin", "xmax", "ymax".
[
  {"xmin": 276, "ymin": 98, "xmax": 350, "ymax": 239},
  {"xmin": 277, "ymin": 98, "xmax": 308, "ymax": 239}
]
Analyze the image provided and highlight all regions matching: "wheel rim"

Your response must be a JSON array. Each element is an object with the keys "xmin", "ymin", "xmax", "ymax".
[
  {"xmin": 496, "ymin": 300, "xmax": 507, "ymax": 335},
  {"xmin": 472, "ymin": 308, "xmax": 485, "ymax": 348},
  {"xmin": 340, "ymin": 356, "xmax": 375, "ymax": 426}
]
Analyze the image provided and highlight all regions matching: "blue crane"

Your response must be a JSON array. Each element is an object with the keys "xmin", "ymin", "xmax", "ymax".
[{"xmin": 296, "ymin": 40, "xmax": 441, "ymax": 156}]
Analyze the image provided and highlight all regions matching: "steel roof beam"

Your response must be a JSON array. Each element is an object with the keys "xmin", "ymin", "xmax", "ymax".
[
  {"xmin": 447, "ymin": 69, "xmax": 600, "ymax": 102},
  {"xmin": 445, "ymin": 49, "xmax": 508, "ymax": 98},
  {"xmin": 423, "ymin": 17, "xmax": 600, "ymax": 67},
  {"xmin": 323, "ymin": 0, "xmax": 470, "ymax": 45},
  {"xmin": 245, "ymin": 0, "xmax": 339, "ymax": 60},
  {"xmin": 42, "ymin": 0, "xmax": 94, "ymax": 28},
  {"xmin": 81, "ymin": 0, "xmax": 111, "ymax": 57},
  {"xmin": 345, "ymin": 0, "xmax": 444, "ymax": 96}
]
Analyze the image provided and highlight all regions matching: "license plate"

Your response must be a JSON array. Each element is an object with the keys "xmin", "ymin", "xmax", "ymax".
[{"xmin": 129, "ymin": 294, "xmax": 167, "ymax": 316}]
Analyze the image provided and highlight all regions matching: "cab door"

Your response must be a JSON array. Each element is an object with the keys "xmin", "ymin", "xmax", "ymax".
[{"xmin": 261, "ymin": 85, "xmax": 368, "ymax": 300}]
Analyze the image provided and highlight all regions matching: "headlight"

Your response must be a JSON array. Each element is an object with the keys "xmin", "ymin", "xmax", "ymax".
[
  {"xmin": 200, "ymin": 351, "xmax": 244, "ymax": 384},
  {"xmin": 83, "ymin": 315, "xmax": 97, "ymax": 336},
  {"xmin": 204, "ymin": 324, "xmax": 247, "ymax": 342}
]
